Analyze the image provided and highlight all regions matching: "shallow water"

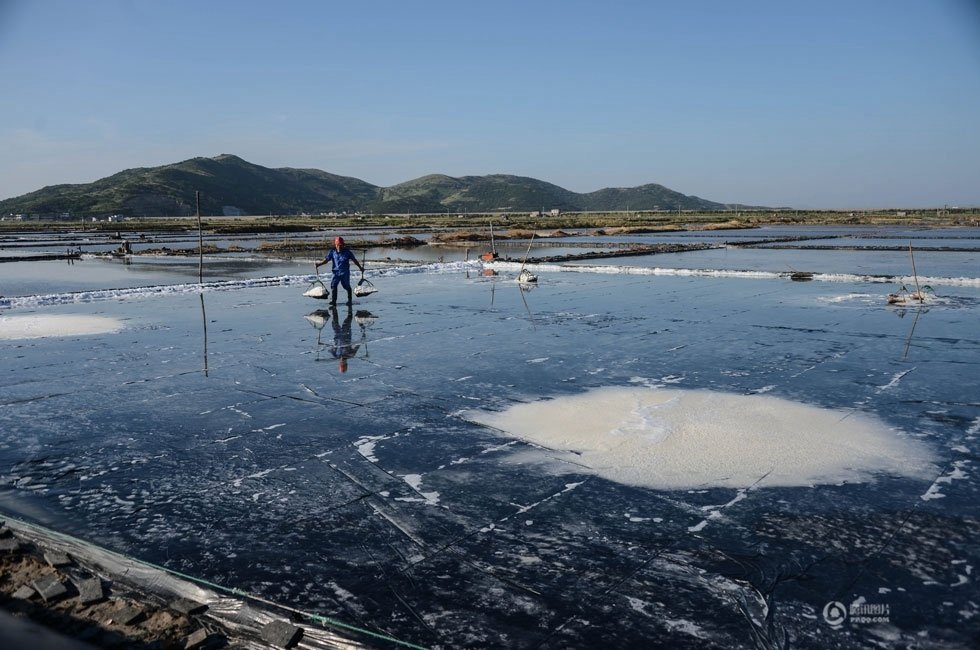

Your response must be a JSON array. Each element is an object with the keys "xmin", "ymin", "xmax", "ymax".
[{"xmin": 1, "ymin": 226, "xmax": 978, "ymax": 649}]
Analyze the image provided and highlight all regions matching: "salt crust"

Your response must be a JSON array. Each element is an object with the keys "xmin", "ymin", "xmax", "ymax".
[{"xmin": 0, "ymin": 315, "xmax": 123, "ymax": 340}]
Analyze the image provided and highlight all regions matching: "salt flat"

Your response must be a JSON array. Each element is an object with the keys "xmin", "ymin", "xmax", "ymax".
[{"xmin": 1, "ymin": 227, "xmax": 978, "ymax": 649}]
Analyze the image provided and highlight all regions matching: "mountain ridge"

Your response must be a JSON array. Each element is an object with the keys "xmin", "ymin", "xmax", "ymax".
[{"xmin": 0, "ymin": 154, "xmax": 761, "ymax": 217}]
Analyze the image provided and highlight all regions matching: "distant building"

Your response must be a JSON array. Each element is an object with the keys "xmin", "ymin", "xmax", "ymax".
[
  {"xmin": 549, "ymin": 209, "xmax": 561, "ymax": 216},
  {"xmin": 529, "ymin": 211, "xmax": 541, "ymax": 217}
]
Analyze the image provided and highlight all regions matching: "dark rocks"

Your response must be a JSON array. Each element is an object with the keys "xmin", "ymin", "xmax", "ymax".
[
  {"xmin": 75, "ymin": 577, "xmax": 105, "ymax": 605},
  {"xmin": 182, "ymin": 627, "xmax": 208, "ymax": 649},
  {"xmin": 43, "ymin": 551, "xmax": 72, "ymax": 567},
  {"xmin": 32, "ymin": 574, "xmax": 69, "ymax": 603},
  {"xmin": 109, "ymin": 604, "xmax": 144, "ymax": 626}
]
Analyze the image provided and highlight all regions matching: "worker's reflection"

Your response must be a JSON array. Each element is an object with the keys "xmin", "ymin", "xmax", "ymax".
[{"xmin": 330, "ymin": 305, "xmax": 360, "ymax": 373}]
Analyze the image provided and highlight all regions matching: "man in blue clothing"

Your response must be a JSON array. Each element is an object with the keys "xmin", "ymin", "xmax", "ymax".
[{"xmin": 315, "ymin": 236, "xmax": 364, "ymax": 306}]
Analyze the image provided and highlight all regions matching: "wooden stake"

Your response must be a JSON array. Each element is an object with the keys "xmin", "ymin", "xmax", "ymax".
[{"xmin": 196, "ymin": 191, "xmax": 204, "ymax": 284}]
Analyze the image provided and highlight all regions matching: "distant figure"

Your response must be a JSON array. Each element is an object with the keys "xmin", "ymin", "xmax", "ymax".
[
  {"xmin": 330, "ymin": 305, "xmax": 361, "ymax": 373},
  {"xmin": 315, "ymin": 236, "xmax": 363, "ymax": 306}
]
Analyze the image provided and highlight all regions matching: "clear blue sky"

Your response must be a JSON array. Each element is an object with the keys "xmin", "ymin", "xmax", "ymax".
[{"xmin": 1, "ymin": 0, "xmax": 978, "ymax": 208}]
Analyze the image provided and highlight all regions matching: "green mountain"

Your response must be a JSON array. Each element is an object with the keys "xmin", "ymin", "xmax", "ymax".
[
  {"xmin": 0, "ymin": 154, "xmax": 745, "ymax": 218},
  {"xmin": 373, "ymin": 174, "xmax": 584, "ymax": 213}
]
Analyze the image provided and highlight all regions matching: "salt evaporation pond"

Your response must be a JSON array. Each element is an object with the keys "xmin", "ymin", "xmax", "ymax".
[{"xmin": 0, "ymin": 225, "xmax": 978, "ymax": 648}]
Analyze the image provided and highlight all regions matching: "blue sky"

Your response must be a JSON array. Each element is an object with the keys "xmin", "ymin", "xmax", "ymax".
[{"xmin": 1, "ymin": 0, "xmax": 978, "ymax": 208}]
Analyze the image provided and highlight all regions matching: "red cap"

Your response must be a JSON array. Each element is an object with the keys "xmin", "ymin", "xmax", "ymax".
[{"xmin": 335, "ymin": 236, "xmax": 344, "ymax": 245}]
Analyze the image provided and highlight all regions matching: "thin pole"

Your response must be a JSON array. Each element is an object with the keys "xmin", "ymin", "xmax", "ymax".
[
  {"xmin": 196, "ymin": 191, "xmax": 208, "ymax": 376},
  {"xmin": 196, "ymin": 191, "xmax": 204, "ymax": 283},
  {"xmin": 518, "ymin": 233, "xmax": 535, "ymax": 275},
  {"xmin": 909, "ymin": 241, "xmax": 921, "ymax": 298}
]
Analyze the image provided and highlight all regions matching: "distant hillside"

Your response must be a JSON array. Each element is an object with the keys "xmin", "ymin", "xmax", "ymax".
[
  {"xmin": 373, "ymin": 174, "xmax": 585, "ymax": 213},
  {"xmin": 0, "ymin": 155, "xmax": 750, "ymax": 218}
]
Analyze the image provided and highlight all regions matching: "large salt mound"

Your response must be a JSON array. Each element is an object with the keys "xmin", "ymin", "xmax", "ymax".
[
  {"xmin": 465, "ymin": 387, "xmax": 936, "ymax": 490},
  {"xmin": 0, "ymin": 314, "xmax": 123, "ymax": 340}
]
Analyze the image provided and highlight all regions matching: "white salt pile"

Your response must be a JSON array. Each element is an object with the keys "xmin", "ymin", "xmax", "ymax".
[
  {"xmin": 0, "ymin": 314, "xmax": 123, "ymax": 340},
  {"xmin": 465, "ymin": 387, "xmax": 936, "ymax": 490},
  {"xmin": 303, "ymin": 284, "xmax": 328, "ymax": 298}
]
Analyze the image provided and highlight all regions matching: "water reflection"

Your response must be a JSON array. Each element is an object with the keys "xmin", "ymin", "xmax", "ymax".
[
  {"xmin": 306, "ymin": 305, "xmax": 364, "ymax": 372},
  {"xmin": 519, "ymin": 283, "xmax": 536, "ymax": 328},
  {"xmin": 305, "ymin": 309, "xmax": 331, "ymax": 361},
  {"xmin": 895, "ymin": 306, "xmax": 928, "ymax": 361},
  {"xmin": 199, "ymin": 292, "xmax": 209, "ymax": 376},
  {"xmin": 330, "ymin": 305, "xmax": 361, "ymax": 373},
  {"xmin": 354, "ymin": 310, "xmax": 377, "ymax": 360}
]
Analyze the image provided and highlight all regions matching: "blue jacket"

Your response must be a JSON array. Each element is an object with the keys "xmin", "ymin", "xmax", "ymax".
[{"xmin": 324, "ymin": 247, "xmax": 358, "ymax": 277}]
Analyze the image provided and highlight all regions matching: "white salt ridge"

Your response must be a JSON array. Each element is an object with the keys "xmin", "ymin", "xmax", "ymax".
[
  {"xmin": 3, "ymin": 258, "xmax": 978, "ymax": 311},
  {"xmin": 465, "ymin": 386, "xmax": 937, "ymax": 490},
  {"xmin": 0, "ymin": 314, "xmax": 123, "ymax": 340},
  {"xmin": 487, "ymin": 260, "xmax": 980, "ymax": 287},
  {"xmin": 0, "ymin": 261, "xmax": 480, "ymax": 308}
]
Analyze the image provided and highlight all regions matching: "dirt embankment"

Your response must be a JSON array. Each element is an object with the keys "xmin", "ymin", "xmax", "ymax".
[{"xmin": 0, "ymin": 520, "xmax": 365, "ymax": 649}]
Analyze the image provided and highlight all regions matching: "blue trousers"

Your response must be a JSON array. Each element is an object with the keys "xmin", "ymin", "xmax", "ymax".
[{"xmin": 329, "ymin": 273, "xmax": 352, "ymax": 291}]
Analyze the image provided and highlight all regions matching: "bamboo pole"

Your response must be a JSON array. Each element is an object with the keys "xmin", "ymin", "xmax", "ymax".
[
  {"xmin": 196, "ymin": 191, "xmax": 208, "ymax": 376},
  {"xmin": 518, "ymin": 233, "xmax": 535, "ymax": 275},
  {"xmin": 909, "ymin": 241, "xmax": 921, "ymax": 299}
]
